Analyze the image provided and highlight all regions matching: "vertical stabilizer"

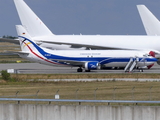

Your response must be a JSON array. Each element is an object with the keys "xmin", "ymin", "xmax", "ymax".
[
  {"xmin": 14, "ymin": 0, "xmax": 53, "ymax": 37},
  {"xmin": 16, "ymin": 25, "xmax": 36, "ymax": 52},
  {"xmin": 137, "ymin": 5, "xmax": 160, "ymax": 36}
]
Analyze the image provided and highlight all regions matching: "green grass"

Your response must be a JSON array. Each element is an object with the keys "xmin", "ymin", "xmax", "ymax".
[
  {"xmin": 10, "ymin": 73, "xmax": 160, "ymax": 79},
  {"xmin": 0, "ymin": 55, "xmax": 30, "ymax": 63},
  {"xmin": 0, "ymin": 74, "xmax": 160, "ymax": 105},
  {"xmin": 0, "ymin": 42, "xmax": 29, "ymax": 63}
]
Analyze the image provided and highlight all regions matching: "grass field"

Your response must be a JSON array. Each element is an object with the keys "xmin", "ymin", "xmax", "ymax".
[
  {"xmin": 10, "ymin": 73, "xmax": 160, "ymax": 79},
  {"xmin": 0, "ymin": 73, "xmax": 160, "ymax": 105},
  {"xmin": 0, "ymin": 42, "xmax": 20, "ymax": 52},
  {"xmin": 0, "ymin": 42, "xmax": 30, "ymax": 63}
]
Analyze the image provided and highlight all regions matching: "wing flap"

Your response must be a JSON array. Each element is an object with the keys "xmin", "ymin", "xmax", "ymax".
[{"xmin": 48, "ymin": 58, "xmax": 86, "ymax": 66}]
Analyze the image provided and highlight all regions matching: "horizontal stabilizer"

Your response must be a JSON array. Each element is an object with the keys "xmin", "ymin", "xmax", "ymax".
[{"xmin": 15, "ymin": 51, "xmax": 29, "ymax": 55}]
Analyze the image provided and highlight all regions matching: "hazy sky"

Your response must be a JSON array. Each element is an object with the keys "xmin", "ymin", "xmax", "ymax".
[{"xmin": 1, "ymin": 0, "xmax": 160, "ymax": 36}]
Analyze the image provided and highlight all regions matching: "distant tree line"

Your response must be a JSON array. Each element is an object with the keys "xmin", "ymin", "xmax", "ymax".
[{"xmin": 2, "ymin": 35, "xmax": 17, "ymax": 39}]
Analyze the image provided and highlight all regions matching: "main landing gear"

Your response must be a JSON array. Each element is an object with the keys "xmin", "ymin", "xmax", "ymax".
[
  {"xmin": 139, "ymin": 68, "xmax": 143, "ymax": 72},
  {"xmin": 77, "ymin": 67, "xmax": 91, "ymax": 72},
  {"xmin": 85, "ymin": 70, "xmax": 91, "ymax": 72},
  {"xmin": 77, "ymin": 67, "xmax": 83, "ymax": 72}
]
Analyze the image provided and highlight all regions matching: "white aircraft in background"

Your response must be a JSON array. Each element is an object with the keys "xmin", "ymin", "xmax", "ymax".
[
  {"xmin": 15, "ymin": 25, "xmax": 157, "ymax": 72},
  {"xmin": 137, "ymin": 5, "xmax": 160, "ymax": 36}
]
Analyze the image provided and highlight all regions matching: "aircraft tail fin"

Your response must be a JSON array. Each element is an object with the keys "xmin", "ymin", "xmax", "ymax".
[
  {"xmin": 16, "ymin": 25, "xmax": 38, "ymax": 52},
  {"xmin": 137, "ymin": 5, "xmax": 160, "ymax": 36},
  {"xmin": 14, "ymin": 0, "xmax": 53, "ymax": 37}
]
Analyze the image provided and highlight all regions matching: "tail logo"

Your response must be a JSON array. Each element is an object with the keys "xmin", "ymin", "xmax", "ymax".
[{"xmin": 23, "ymin": 42, "xmax": 31, "ymax": 49}]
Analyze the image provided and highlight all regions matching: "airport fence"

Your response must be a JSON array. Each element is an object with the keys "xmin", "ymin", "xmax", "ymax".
[{"xmin": 0, "ymin": 86, "xmax": 159, "ymax": 105}]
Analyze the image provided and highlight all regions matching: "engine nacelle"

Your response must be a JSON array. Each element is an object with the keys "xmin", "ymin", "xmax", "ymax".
[
  {"xmin": 149, "ymin": 51, "xmax": 155, "ymax": 57},
  {"xmin": 84, "ymin": 62, "xmax": 100, "ymax": 70},
  {"xmin": 149, "ymin": 51, "xmax": 160, "ymax": 66},
  {"xmin": 157, "ymin": 59, "xmax": 160, "ymax": 65}
]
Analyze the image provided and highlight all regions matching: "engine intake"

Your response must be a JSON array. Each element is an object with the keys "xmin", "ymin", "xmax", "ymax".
[
  {"xmin": 157, "ymin": 59, "xmax": 160, "ymax": 65},
  {"xmin": 84, "ymin": 62, "xmax": 100, "ymax": 70}
]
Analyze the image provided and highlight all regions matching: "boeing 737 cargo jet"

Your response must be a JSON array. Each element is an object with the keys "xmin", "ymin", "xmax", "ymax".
[
  {"xmin": 4, "ymin": 0, "xmax": 160, "ymax": 67},
  {"xmin": 16, "ymin": 25, "xmax": 157, "ymax": 72}
]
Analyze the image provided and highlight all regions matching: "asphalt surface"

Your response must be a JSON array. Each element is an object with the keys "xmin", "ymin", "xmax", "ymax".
[{"xmin": 0, "ymin": 63, "xmax": 160, "ymax": 74}]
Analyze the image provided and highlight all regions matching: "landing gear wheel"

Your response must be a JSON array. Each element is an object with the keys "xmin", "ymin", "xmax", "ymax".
[
  {"xmin": 77, "ymin": 68, "xmax": 83, "ymax": 72},
  {"xmin": 85, "ymin": 70, "xmax": 91, "ymax": 72},
  {"xmin": 139, "ymin": 69, "xmax": 143, "ymax": 72}
]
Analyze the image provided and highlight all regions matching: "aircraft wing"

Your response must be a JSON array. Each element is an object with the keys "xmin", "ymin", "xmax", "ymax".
[
  {"xmin": 48, "ymin": 58, "xmax": 86, "ymax": 66},
  {"xmin": 0, "ymin": 38, "xmax": 19, "ymax": 45},
  {"xmin": 40, "ymin": 40, "xmax": 129, "ymax": 50}
]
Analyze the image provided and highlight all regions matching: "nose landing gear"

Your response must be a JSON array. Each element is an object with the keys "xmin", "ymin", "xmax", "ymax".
[
  {"xmin": 77, "ymin": 67, "xmax": 83, "ymax": 72},
  {"xmin": 77, "ymin": 67, "xmax": 91, "ymax": 72}
]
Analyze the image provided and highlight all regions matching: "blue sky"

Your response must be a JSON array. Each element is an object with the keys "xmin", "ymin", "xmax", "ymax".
[{"xmin": 1, "ymin": 0, "xmax": 160, "ymax": 36}]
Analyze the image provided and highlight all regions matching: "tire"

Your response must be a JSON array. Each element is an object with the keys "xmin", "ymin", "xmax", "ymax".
[{"xmin": 77, "ymin": 68, "xmax": 83, "ymax": 72}]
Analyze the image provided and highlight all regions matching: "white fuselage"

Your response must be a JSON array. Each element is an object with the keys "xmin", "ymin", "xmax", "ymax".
[
  {"xmin": 19, "ymin": 47, "xmax": 155, "ymax": 68},
  {"xmin": 34, "ymin": 35, "xmax": 160, "ymax": 52}
]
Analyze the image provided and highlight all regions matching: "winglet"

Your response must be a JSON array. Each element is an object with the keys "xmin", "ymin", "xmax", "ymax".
[
  {"xmin": 137, "ymin": 5, "xmax": 160, "ymax": 36},
  {"xmin": 14, "ymin": 0, "xmax": 54, "ymax": 37}
]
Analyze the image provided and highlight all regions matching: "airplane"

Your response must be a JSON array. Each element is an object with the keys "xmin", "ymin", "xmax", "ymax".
[
  {"xmin": 15, "ymin": 25, "xmax": 157, "ymax": 72},
  {"xmin": 137, "ymin": 5, "xmax": 160, "ymax": 36}
]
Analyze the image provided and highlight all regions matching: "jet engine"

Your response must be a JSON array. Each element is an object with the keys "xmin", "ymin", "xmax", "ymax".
[
  {"xmin": 84, "ymin": 62, "xmax": 100, "ymax": 70},
  {"xmin": 147, "ymin": 51, "xmax": 156, "ymax": 69},
  {"xmin": 149, "ymin": 51, "xmax": 160, "ymax": 65},
  {"xmin": 147, "ymin": 51, "xmax": 160, "ymax": 66},
  {"xmin": 149, "ymin": 51, "xmax": 155, "ymax": 57},
  {"xmin": 157, "ymin": 59, "xmax": 160, "ymax": 65}
]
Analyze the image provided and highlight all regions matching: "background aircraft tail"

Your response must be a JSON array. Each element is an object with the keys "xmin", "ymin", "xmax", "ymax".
[
  {"xmin": 137, "ymin": 5, "xmax": 160, "ymax": 36},
  {"xmin": 14, "ymin": 0, "xmax": 53, "ymax": 37}
]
